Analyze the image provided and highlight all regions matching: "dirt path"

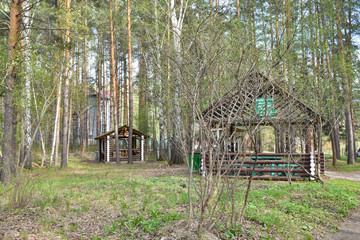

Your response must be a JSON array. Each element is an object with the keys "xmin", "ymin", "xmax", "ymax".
[
  {"xmin": 323, "ymin": 171, "xmax": 360, "ymax": 239},
  {"xmin": 326, "ymin": 171, "xmax": 360, "ymax": 182},
  {"xmin": 323, "ymin": 207, "xmax": 360, "ymax": 240}
]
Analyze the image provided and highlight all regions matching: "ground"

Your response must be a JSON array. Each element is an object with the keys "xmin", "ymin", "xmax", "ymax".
[
  {"xmin": 324, "ymin": 170, "xmax": 360, "ymax": 240},
  {"xmin": 0, "ymin": 154, "xmax": 360, "ymax": 239},
  {"xmin": 326, "ymin": 171, "xmax": 360, "ymax": 182},
  {"xmin": 324, "ymin": 208, "xmax": 360, "ymax": 240}
]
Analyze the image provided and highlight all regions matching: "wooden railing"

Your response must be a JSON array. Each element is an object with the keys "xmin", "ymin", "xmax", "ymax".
[
  {"xmin": 108, "ymin": 148, "xmax": 141, "ymax": 161},
  {"xmin": 201, "ymin": 152, "xmax": 325, "ymax": 181}
]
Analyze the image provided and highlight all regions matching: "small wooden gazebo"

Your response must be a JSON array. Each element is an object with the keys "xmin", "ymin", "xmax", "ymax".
[
  {"xmin": 200, "ymin": 71, "xmax": 325, "ymax": 180},
  {"xmin": 95, "ymin": 125, "xmax": 147, "ymax": 162},
  {"xmin": 202, "ymin": 71, "xmax": 322, "ymax": 153}
]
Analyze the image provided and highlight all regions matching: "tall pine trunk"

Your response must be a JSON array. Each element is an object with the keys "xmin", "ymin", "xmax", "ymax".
[
  {"xmin": 60, "ymin": 0, "xmax": 72, "ymax": 168},
  {"xmin": 155, "ymin": 0, "xmax": 165, "ymax": 160},
  {"xmin": 110, "ymin": 0, "xmax": 120, "ymax": 164},
  {"xmin": 123, "ymin": 54, "xmax": 128, "ymax": 125},
  {"xmin": 1, "ymin": 0, "xmax": 21, "ymax": 184},
  {"xmin": 335, "ymin": 0, "xmax": 355, "ymax": 164},
  {"xmin": 320, "ymin": 0, "xmax": 341, "ymax": 164},
  {"xmin": 81, "ymin": 26, "xmax": 88, "ymax": 159},
  {"xmin": 127, "ymin": 0, "xmax": 134, "ymax": 164},
  {"xmin": 138, "ymin": 48, "xmax": 148, "ymax": 135}
]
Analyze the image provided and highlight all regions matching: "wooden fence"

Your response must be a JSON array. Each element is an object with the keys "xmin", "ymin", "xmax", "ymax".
[{"xmin": 201, "ymin": 152, "xmax": 325, "ymax": 181}]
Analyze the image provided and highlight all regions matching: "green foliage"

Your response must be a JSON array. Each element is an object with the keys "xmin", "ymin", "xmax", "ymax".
[
  {"xmin": 239, "ymin": 182, "xmax": 359, "ymax": 238},
  {"xmin": 2, "ymin": 157, "xmax": 359, "ymax": 239},
  {"xmin": 325, "ymin": 155, "xmax": 360, "ymax": 171}
]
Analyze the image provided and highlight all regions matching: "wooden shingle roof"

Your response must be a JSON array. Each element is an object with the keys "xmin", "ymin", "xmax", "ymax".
[
  {"xmin": 202, "ymin": 71, "xmax": 320, "ymax": 125},
  {"xmin": 94, "ymin": 125, "xmax": 148, "ymax": 140}
]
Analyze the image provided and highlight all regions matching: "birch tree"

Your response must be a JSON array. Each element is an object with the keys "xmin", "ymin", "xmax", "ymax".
[
  {"xmin": 127, "ymin": 0, "xmax": 134, "ymax": 164},
  {"xmin": 169, "ymin": 0, "xmax": 188, "ymax": 164},
  {"xmin": 155, "ymin": 0, "xmax": 166, "ymax": 160},
  {"xmin": 50, "ymin": 0, "xmax": 65, "ymax": 166},
  {"xmin": 20, "ymin": 0, "xmax": 34, "ymax": 169}
]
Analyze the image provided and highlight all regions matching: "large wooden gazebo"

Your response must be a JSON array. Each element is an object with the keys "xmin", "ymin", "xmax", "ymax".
[
  {"xmin": 200, "ymin": 71, "xmax": 325, "ymax": 180},
  {"xmin": 95, "ymin": 125, "xmax": 147, "ymax": 162}
]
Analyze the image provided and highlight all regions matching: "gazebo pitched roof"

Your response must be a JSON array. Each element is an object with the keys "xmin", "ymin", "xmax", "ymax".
[
  {"xmin": 94, "ymin": 125, "xmax": 147, "ymax": 140},
  {"xmin": 202, "ymin": 71, "xmax": 320, "ymax": 125}
]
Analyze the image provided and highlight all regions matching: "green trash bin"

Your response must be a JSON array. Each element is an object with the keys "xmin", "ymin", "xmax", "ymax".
[{"xmin": 188, "ymin": 153, "xmax": 201, "ymax": 172}]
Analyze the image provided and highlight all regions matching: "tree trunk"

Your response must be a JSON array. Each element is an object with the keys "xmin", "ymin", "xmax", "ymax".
[
  {"xmin": 50, "ymin": 0, "xmax": 64, "ymax": 166},
  {"xmin": 123, "ymin": 53, "xmax": 128, "ymax": 125},
  {"xmin": 138, "ymin": 48, "xmax": 148, "ymax": 135},
  {"xmin": 335, "ymin": 0, "xmax": 355, "ymax": 164},
  {"xmin": 1, "ymin": 0, "xmax": 20, "ymax": 184},
  {"xmin": 114, "ymin": 0, "xmax": 120, "ymax": 126},
  {"xmin": 73, "ymin": 44, "xmax": 80, "ymax": 151},
  {"xmin": 251, "ymin": 0, "xmax": 256, "ymax": 55},
  {"xmin": 51, "ymin": 79, "xmax": 62, "ymax": 165},
  {"xmin": 167, "ymin": 1, "xmax": 172, "ymax": 162},
  {"xmin": 97, "ymin": 35, "xmax": 103, "ymax": 136},
  {"xmin": 236, "ymin": 0, "xmax": 240, "ymax": 20},
  {"xmin": 102, "ymin": 50, "xmax": 107, "ymax": 133},
  {"xmin": 274, "ymin": 126, "xmax": 280, "ymax": 153},
  {"xmin": 334, "ymin": 123, "xmax": 341, "ymax": 159},
  {"xmin": 67, "ymin": 86, "xmax": 73, "ymax": 157},
  {"xmin": 169, "ymin": 0, "xmax": 187, "ymax": 165},
  {"xmin": 275, "ymin": 0, "xmax": 280, "ymax": 75},
  {"xmin": 67, "ymin": 52, "xmax": 74, "ymax": 157},
  {"xmin": 155, "ymin": 0, "xmax": 165, "ymax": 160},
  {"xmin": 110, "ymin": 0, "xmax": 120, "ymax": 164},
  {"xmin": 61, "ymin": 0, "xmax": 72, "ymax": 168},
  {"xmin": 32, "ymin": 85, "xmax": 47, "ymax": 166},
  {"xmin": 269, "ymin": 0, "xmax": 273, "ymax": 67},
  {"xmin": 81, "ymin": 26, "xmax": 88, "ymax": 159},
  {"xmin": 127, "ymin": 0, "xmax": 134, "ymax": 164},
  {"xmin": 21, "ymin": 0, "xmax": 33, "ymax": 169},
  {"xmin": 346, "ymin": 0, "xmax": 356, "ymax": 161},
  {"xmin": 320, "ymin": 0, "xmax": 341, "ymax": 163}
]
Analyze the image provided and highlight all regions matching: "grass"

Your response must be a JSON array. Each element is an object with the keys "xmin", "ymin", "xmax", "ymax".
[
  {"xmin": 240, "ymin": 180, "xmax": 360, "ymax": 239},
  {"xmin": 0, "ymin": 154, "xmax": 359, "ymax": 239},
  {"xmin": 325, "ymin": 154, "xmax": 360, "ymax": 171}
]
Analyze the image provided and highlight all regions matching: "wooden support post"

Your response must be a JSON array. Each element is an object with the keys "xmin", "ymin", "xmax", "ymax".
[
  {"xmin": 98, "ymin": 139, "xmax": 102, "ymax": 161},
  {"xmin": 230, "ymin": 125, "xmax": 235, "ymax": 152},
  {"xmin": 305, "ymin": 123, "xmax": 312, "ymax": 153},
  {"xmin": 106, "ymin": 136, "xmax": 110, "ymax": 162},
  {"xmin": 313, "ymin": 124, "xmax": 318, "ymax": 152},
  {"xmin": 141, "ymin": 135, "xmax": 145, "ymax": 161}
]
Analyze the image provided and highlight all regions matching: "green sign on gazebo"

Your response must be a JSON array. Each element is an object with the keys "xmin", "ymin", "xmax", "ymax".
[{"xmin": 255, "ymin": 97, "xmax": 275, "ymax": 117}]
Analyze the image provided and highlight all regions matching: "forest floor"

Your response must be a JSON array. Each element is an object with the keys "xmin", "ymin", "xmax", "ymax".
[
  {"xmin": 326, "ymin": 171, "xmax": 360, "ymax": 182},
  {"xmin": 323, "ymin": 169, "xmax": 360, "ymax": 239},
  {"xmin": 0, "ymin": 154, "xmax": 360, "ymax": 239},
  {"xmin": 323, "ymin": 198, "xmax": 360, "ymax": 240}
]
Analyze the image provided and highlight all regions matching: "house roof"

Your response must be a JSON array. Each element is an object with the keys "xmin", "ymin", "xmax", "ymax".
[
  {"xmin": 201, "ymin": 71, "xmax": 321, "ymax": 125},
  {"xmin": 94, "ymin": 125, "xmax": 148, "ymax": 140},
  {"xmin": 89, "ymin": 91, "xmax": 111, "ymax": 99}
]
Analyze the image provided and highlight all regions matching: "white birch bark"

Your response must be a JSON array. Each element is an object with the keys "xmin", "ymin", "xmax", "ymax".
[
  {"xmin": 32, "ymin": 85, "xmax": 47, "ymax": 166},
  {"xmin": 22, "ymin": 0, "xmax": 35, "ymax": 169},
  {"xmin": 169, "ymin": 0, "xmax": 188, "ymax": 163},
  {"xmin": 50, "ymin": 75, "xmax": 62, "ymax": 165}
]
